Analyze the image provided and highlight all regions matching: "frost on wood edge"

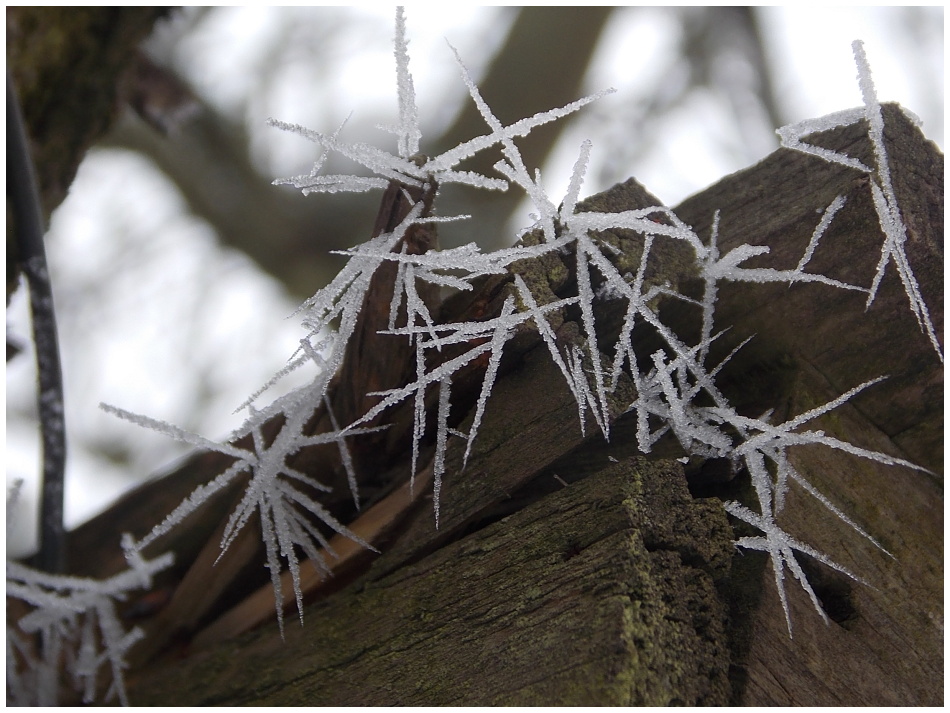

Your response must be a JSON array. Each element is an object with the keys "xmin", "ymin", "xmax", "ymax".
[
  {"xmin": 777, "ymin": 39, "xmax": 942, "ymax": 363},
  {"xmin": 11, "ymin": 11, "xmax": 939, "ymax": 704}
]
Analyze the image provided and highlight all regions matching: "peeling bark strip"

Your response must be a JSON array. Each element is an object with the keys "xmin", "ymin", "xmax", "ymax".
[
  {"xmin": 331, "ymin": 165, "xmax": 439, "ymax": 476},
  {"xmin": 70, "ymin": 102, "xmax": 940, "ymax": 706}
]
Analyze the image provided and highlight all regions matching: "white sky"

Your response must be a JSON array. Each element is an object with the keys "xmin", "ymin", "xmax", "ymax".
[{"xmin": 6, "ymin": 6, "xmax": 943, "ymax": 556}]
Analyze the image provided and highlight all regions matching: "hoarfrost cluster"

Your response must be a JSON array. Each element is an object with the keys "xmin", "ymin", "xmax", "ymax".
[
  {"xmin": 7, "ymin": 483, "xmax": 173, "ymax": 706},
  {"xmin": 8, "ymin": 9, "xmax": 939, "ymax": 705}
]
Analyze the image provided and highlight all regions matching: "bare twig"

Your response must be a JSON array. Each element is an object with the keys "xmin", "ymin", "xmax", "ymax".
[{"xmin": 7, "ymin": 72, "xmax": 67, "ymax": 573}]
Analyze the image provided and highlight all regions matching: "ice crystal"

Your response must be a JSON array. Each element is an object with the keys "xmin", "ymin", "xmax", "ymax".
[
  {"xmin": 6, "ymin": 532, "xmax": 173, "ymax": 705},
  {"xmin": 101, "ymin": 382, "xmax": 379, "ymax": 638}
]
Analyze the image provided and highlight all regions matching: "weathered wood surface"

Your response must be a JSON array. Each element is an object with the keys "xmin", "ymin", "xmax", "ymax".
[
  {"xmin": 129, "ymin": 457, "xmax": 734, "ymax": 706},
  {"xmin": 733, "ymin": 358, "xmax": 942, "ymax": 705},
  {"xmin": 72, "ymin": 104, "xmax": 942, "ymax": 704},
  {"xmin": 667, "ymin": 102, "xmax": 943, "ymax": 704},
  {"xmin": 673, "ymin": 102, "xmax": 942, "ymax": 474}
]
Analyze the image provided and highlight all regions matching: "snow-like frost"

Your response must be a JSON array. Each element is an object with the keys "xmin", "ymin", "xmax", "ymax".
[
  {"xmin": 6, "ymin": 528, "xmax": 173, "ymax": 705},
  {"xmin": 722, "ymin": 499, "xmax": 864, "ymax": 636},
  {"xmin": 795, "ymin": 195, "xmax": 847, "ymax": 274},
  {"xmin": 100, "ymin": 385, "xmax": 380, "ymax": 637},
  {"xmin": 391, "ymin": 6, "xmax": 421, "ymax": 158}
]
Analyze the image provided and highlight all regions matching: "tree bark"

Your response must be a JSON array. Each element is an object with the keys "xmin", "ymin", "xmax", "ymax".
[
  {"xmin": 6, "ymin": 7, "xmax": 172, "ymax": 301},
  {"xmin": 71, "ymin": 103, "xmax": 944, "ymax": 705},
  {"xmin": 5, "ymin": 7, "xmax": 171, "ymax": 219}
]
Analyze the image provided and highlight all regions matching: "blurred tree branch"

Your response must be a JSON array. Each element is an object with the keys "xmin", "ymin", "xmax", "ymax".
[
  {"xmin": 96, "ymin": 8, "xmax": 802, "ymax": 301},
  {"xmin": 101, "ymin": 7, "xmax": 615, "ymax": 299}
]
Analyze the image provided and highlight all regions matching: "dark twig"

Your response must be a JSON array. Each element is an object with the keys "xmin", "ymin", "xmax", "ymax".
[{"xmin": 7, "ymin": 73, "xmax": 67, "ymax": 573}]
